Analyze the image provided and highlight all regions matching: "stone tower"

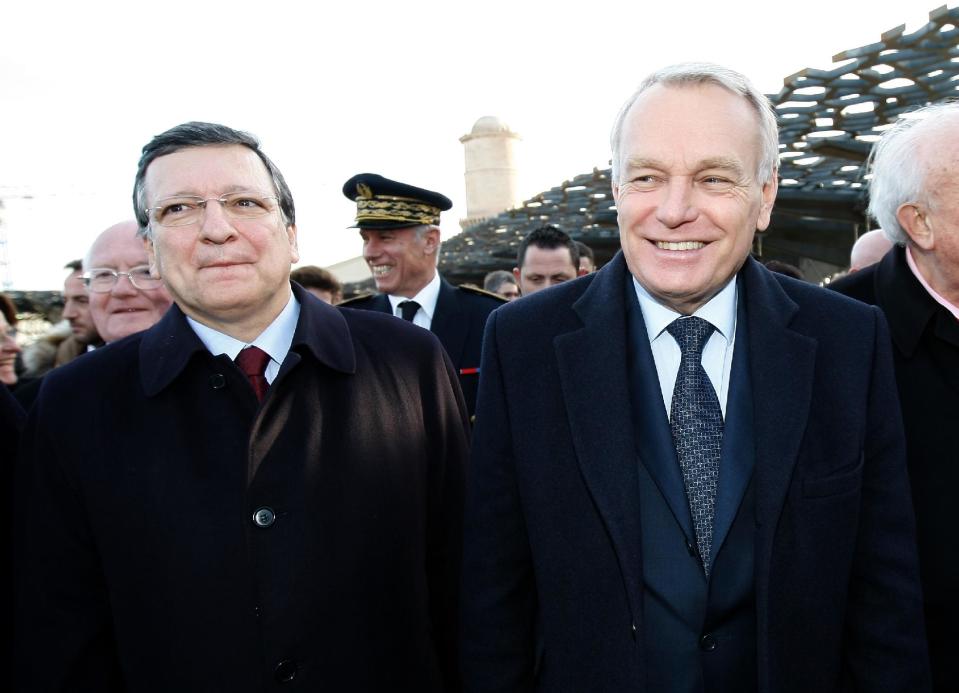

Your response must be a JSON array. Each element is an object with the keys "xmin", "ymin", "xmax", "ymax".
[{"xmin": 459, "ymin": 116, "xmax": 521, "ymax": 230}]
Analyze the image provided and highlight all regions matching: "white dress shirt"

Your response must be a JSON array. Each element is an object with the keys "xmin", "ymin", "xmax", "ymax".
[
  {"xmin": 633, "ymin": 276, "xmax": 738, "ymax": 419},
  {"xmin": 387, "ymin": 271, "xmax": 442, "ymax": 330},
  {"xmin": 186, "ymin": 292, "xmax": 300, "ymax": 384}
]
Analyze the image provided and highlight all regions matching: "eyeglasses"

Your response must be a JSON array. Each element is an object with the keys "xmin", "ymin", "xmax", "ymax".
[
  {"xmin": 145, "ymin": 191, "xmax": 279, "ymax": 227},
  {"xmin": 82, "ymin": 266, "xmax": 164, "ymax": 293}
]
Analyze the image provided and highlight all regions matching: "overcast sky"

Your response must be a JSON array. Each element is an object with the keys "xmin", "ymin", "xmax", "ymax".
[{"xmin": 0, "ymin": 0, "xmax": 932, "ymax": 289}]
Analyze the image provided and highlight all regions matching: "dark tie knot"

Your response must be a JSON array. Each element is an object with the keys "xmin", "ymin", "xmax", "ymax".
[
  {"xmin": 666, "ymin": 316, "xmax": 715, "ymax": 357},
  {"xmin": 235, "ymin": 346, "xmax": 271, "ymax": 378},
  {"xmin": 399, "ymin": 300, "xmax": 421, "ymax": 322}
]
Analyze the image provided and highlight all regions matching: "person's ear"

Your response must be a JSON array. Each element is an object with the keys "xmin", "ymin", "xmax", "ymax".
[{"xmin": 897, "ymin": 203, "xmax": 933, "ymax": 250}]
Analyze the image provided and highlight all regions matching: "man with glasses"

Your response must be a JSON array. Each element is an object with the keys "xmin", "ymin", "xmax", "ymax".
[
  {"xmin": 82, "ymin": 220, "xmax": 173, "ymax": 343},
  {"xmin": 16, "ymin": 122, "xmax": 469, "ymax": 692}
]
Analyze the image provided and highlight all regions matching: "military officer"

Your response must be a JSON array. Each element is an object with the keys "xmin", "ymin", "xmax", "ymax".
[{"xmin": 341, "ymin": 173, "xmax": 504, "ymax": 417}]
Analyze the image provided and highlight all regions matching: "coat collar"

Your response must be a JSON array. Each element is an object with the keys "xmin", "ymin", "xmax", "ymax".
[
  {"xmin": 873, "ymin": 246, "xmax": 959, "ymax": 354},
  {"xmin": 140, "ymin": 282, "xmax": 356, "ymax": 397},
  {"xmin": 739, "ymin": 257, "xmax": 817, "ymax": 550}
]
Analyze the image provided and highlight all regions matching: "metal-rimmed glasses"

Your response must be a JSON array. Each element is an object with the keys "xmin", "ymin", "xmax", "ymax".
[
  {"xmin": 82, "ymin": 266, "xmax": 164, "ymax": 293},
  {"xmin": 145, "ymin": 191, "xmax": 279, "ymax": 227}
]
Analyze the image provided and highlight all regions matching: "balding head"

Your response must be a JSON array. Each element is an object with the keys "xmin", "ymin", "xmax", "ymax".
[
  {"xmin": 849, "ymin": 229, "xmax": 894, "ymax": 273},
  {"xmin": 84, "ymin": 220, "xmax": 173, "ymax": 343}
]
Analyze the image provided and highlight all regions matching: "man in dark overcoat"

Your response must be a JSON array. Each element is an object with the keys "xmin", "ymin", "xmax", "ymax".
[
  {"xmin": 461, "ymin": 63, "xmax": 929, "ymax": 692},
  {"xmin": 831, "ymin": 101, "xmax": 959, "ymax": 691},
  {"xmin": 339, "ymin": 173, "xmax": 504, "ymax": 418},
  {"xmin": 15, "ymin": 122, "xmax": 469, "ymax": 692}
]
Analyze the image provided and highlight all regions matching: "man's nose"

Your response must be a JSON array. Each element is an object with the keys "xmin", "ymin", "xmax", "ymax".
[
  {"xmin": 363, "ymin": 238, "xmax": 381, "ymax": 259},
  {"xmin": 198, "ymin": 200, "xmax": 237, "ymax": 243},
  {"xmin": 111, "ymin": 273, "xmax": 139, "ymax": 296},
  {"xmin": 655, "ymin": 178, "xmax": 698, "ymax": 228}
]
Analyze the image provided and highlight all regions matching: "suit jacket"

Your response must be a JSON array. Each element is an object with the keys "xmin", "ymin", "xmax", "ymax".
[
  {"xmin": 343, "ymin": 277, "xmax": 504, "ymax": 417},
  {"xmin": 831, "ymin": 246, "xmax": 959, "ymax": 689},
  {"xmin": 15, "ymin": 285, "xmax": 470, "ymax": 692},
  {"xmin": 461, "ymin": 252, "xmax": 929, "ymax": 692}
]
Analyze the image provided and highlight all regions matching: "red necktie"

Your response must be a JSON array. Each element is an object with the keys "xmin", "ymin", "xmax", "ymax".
[{"xmin": 235, "ymin": 346, "xmax": 271, "ymax": 403}]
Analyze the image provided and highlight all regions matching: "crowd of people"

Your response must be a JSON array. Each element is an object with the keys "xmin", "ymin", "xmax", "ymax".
[{"xmin": 2, "ymin": 60, "xmax": 957, "ymax": 692}]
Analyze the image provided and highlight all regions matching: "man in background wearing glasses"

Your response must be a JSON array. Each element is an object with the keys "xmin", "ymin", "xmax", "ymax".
[
  {"xmin": 15, "ymin": 122, "xmax": 469, "ymax": 692},
  {"xmin": 82, "ymin": 220, "xmax": 173, "ymax": 343}
]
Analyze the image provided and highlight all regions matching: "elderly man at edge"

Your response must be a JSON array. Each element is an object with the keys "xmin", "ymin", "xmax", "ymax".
[{"xmin": 831, "ymin": 101, "xmax": 959, "ymax": 691}]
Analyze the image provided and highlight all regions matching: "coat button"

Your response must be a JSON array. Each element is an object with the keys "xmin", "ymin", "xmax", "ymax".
[
  {"xmin": 699, "ymin": 633, "xmax": 717, "ymax": 652},
  {"xmin": 209, "ymin": 374, "xmax": 226, "ymax": 389},
  {"xmin": 252, "ymin": 507, "xmax": 275, "ymax": 528},
  {"xmin": 274, "ymin": 659, "xmax": 297, "ymax": 683}
]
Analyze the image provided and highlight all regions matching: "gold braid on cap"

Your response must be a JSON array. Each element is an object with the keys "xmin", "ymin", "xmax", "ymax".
[{"xmin": 355, "ymin": 195, "xmax": 441, "ymax": 226}]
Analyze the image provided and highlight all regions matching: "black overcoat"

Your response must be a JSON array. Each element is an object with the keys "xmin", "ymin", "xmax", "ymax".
[
  {"xmin": 462, "ymin": 253, "xmax": 929, "ymax": 692},
  {"xmin": 15, "ymin": 285, "xmax": 470, "ymax": 692},
  {"xmin": 831, "ymin": 246, "xmax": 959, "ymax": 689}
]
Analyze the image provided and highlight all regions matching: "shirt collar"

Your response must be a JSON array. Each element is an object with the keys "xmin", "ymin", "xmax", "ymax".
[
  {"xmin": 186, "ymin": 291, "xmax": 300, "ymax": 366},
  {"xmin": 387, "ymin": 270, "xmax": 441, "ymax": 320},
  {"xmin": 905, "ymin": 245, "xmax": 959, "ymax": 322},
  {"xmin": 632, "ymin": 275, "xmax": 738, "ymax": 342}
]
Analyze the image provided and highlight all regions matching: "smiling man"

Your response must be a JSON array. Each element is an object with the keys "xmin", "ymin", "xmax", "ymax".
[
  {"xmin": 82, "ymin": 221, "xmax": 173, "ymax": 343},
  {"xmin": 461, "ymin": 63, "xmax": 929, "ymax": 692},
  {"xmin": 340, "ymin": 173, "xmax": 505, "ymax": 417},
  {"xmin": 16, "ymin": 123, "xmax": 469, "ymax": 692}
]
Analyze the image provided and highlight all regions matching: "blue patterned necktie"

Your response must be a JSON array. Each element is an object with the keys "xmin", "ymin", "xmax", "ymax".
[{"xmin": 667, "ymin": 316, "xmax": 723, "ymax": 577}]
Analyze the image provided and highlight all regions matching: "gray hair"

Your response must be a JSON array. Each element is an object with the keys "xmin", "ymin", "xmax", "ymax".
[
  {"xmin": 412, "ymin": 224, "xmax": 439, "ymax": 240},
  {"xmin": 133, "ymin": 121, "xmax": 295, "ymax": 237},
  {"xmin": 609, "ymin": 62, "xmax": 780, "ymax": 185},
  {"xmin": 417, "ymin": 224, "xmax": 442, "ymax": 266},
  {"xmin": 867, "ymin": 101, "xmax": 959, "ymax": 245}
]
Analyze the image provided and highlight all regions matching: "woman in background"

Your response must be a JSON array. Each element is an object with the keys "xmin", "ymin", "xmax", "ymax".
[{"xmin": 0, "ymin": 293, "xmax": 21, "ymax": 388}]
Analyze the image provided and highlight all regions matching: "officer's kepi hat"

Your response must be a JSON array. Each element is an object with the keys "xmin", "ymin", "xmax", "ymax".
[{"xmin": 343, "ymin": 173, "xmax": 452, "ymax": 230}]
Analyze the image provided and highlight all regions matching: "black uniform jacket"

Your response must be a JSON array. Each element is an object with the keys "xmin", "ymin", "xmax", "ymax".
[
  {"xmin": 15, "ymin": 285, "xmax": 470, "ymax": 692},
  {"xmin": 342, "ymin": 277, "xmax": 504, "ymax": 418}
]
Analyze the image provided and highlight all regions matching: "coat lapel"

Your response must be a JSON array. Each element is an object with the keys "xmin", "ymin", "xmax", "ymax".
[
  {"xmin": 553, "ymin": 254, "xmax": 644, "ymax": 623},
  {"xmin": 624, "ymin": 281, "xmax": 694, "ymax": 542},
  {"xmin": 430, "ymin": 279, "xmax": 468, "ymax": 365},
  {"xmin": 874, "ymin": 248, "xmax": 959, "ymax": 391},
  {"xmin": 370, "ymin": 293, "xmax": 392, "ymax": 315},
  {"xmin": 709, "ymin": 288, "xmax": 755, "ymax": 571},
  {"xmin": 742, "ymin": 260, "xmax": 817, "ymax": 551}
]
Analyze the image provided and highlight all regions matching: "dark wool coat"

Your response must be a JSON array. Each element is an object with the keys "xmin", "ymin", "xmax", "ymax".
[
  {"xmin": 462, "ymin": 253, "xmax": 929, "ymax": 693},
  {"xmin": 15, "ymin": 285, "xmax": 470, "ymax": 692},
  {"xmin": 831, "ymin": 245, "xmax": 959, "ymax": 690}
]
